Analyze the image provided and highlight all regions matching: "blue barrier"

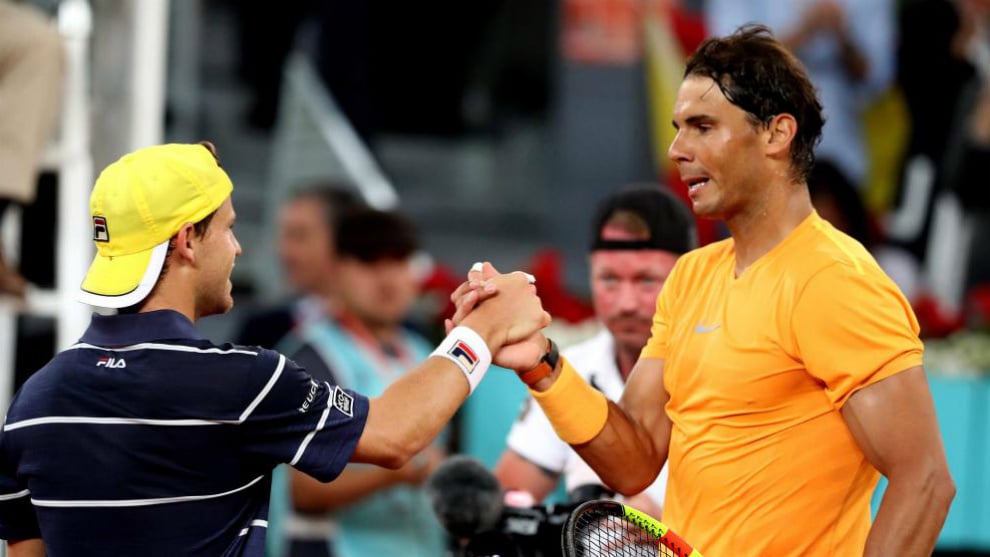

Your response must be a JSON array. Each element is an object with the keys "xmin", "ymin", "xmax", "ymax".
[{"xmin": 464, "ymin": 370, "xmax": 990, "ymax": 549}]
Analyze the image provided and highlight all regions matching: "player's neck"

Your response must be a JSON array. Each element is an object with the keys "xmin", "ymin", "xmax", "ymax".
[
  {"xmin": 726, "ymin": 183, "xmax": 813, "ymax": 277},
  {"xmin": 138, "ymin": 259, "xmax": 201, "ymax": 322},
  {"xmin": 139, "ymin": 289, "xmax": 197, "ymax": 323}
]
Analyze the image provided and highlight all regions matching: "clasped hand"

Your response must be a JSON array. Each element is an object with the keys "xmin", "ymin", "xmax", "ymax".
[{"xmin": 447, "ymin": 262, "xmax": 551, "ymax": 372}]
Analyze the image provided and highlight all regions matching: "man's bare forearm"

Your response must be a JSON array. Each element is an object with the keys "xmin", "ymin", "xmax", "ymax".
[
  {"xmin": 355, "ymin": 358, "xmax": 469, "ymax": 468},
  {"xmin": 292, "ymin": 466, "xmax": 405, "ymax": 513},
  {"xmin": 573, "ymin": 401, "xmax": 667, "ymax": 496},
  {"xmin": 865, "ymin": 469, "xmax": 955, "ymax": 556},
  {"xmin": 527, "ymin": 357, "xmax": 671, "ymax": 496},
  {"xmin": 842, "ymin": 368, "xmax": 956, "ymax": 556}
]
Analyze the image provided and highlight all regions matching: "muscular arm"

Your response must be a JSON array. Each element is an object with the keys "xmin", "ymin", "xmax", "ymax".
[
  {"xmin": 531, "ymin": 356, "xmax": 671, "ymax": 496},
  {"xmin": 7, "ymin": 539, "xmax": 44, "ymax": 557},
  {"xmin": 842, "ymin": 366, "xmax": 955, "ymax": 556}
]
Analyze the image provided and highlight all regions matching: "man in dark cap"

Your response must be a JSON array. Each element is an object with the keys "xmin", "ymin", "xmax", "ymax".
[{"xmin": 494, "ymin": 183, "xmax": 695, "ymax": 517}]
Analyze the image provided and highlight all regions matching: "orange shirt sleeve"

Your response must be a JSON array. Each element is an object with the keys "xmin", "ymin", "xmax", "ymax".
[
  {"xmin": 792, "ymin": 261, "xmax": 924, "ymax": 408},
  {"xmin": 640, "ymin": 257, "xmax": 683, "ymax": 360}
]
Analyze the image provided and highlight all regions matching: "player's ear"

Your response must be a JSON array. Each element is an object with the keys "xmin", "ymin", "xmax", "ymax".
[
  {"xmin": 765, "ymin": 113, "xmax": 797, "ymax": 157},
  {"xmin": 172, "ymin": 223, "xmax": 198, "ymax": 264}
]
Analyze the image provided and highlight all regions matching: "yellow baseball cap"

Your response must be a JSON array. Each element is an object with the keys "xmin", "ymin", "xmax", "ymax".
[{"xmin": 78, "ymin": 143, "xmax": 234, "ymax": 308}]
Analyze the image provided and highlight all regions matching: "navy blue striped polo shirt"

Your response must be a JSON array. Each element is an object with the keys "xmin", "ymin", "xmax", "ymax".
[{"xmin": 0, "ymin": 310, "xmax": 369, "ymax": 556}]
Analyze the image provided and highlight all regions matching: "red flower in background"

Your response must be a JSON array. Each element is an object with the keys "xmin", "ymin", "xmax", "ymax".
[{"xmin": 912, "ymin": 294, "xmax": 965, "ymax": 339}]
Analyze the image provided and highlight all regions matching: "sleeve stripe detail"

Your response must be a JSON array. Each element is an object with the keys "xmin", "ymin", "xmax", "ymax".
[
  {"xmin": 5, "ymin": 355, "xmax": 289, "ymax": 431},
  {"xmin": 4, "ymin": 416, "xmax": 232, "ymax": 431},
  {"xmin": 238, "ymin": 354, "xmax": 287, "ymax": 422},
  {"xmin": 68, "ymin": 342, "xmax": 258, "ymax": 356},
  {"xmin": 0, "ymin": 489, "xmax": 29, "ymax": 501},
  {"xmin": 31, "ymin": 475, "xmax": 265, "ymax": 508},
  {"xmin": 289, "ymin": 382, "xmax": 334, "ymax": 466},
  {"xmin": 238, "ymin": 519, "xmax": 269, "ymax": 536}
]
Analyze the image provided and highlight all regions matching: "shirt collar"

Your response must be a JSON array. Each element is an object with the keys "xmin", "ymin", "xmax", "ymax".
[{"xmin": 79, "ymin": 310, "xmax": 205, "ymax": 346}]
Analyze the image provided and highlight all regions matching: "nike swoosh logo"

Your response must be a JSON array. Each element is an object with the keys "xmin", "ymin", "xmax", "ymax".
[{"xmin": 694, "ymin": 324, "xmax": 721, "ymax": 333}]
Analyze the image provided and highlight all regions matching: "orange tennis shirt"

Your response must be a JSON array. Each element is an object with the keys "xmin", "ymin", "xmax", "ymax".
[{"xmin": 641, "ymin": 211, "xmax": 923, "ymax": 555}]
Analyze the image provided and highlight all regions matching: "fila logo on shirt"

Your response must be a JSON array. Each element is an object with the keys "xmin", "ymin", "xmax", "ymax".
[
  {"xmin": 96, "ymin": 357, "xmax": 126, "ymax": 369},
  {"xmin": 447, "ymin": 340, "xmax": 478, "ymax": 374}
]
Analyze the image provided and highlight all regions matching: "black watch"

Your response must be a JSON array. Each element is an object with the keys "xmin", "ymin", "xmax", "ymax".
[
  {"xmin": 519, "ymin": 337, "xmax": 559, "ymax": 385},
  {"xmin": 540, "ymin": 337, "xmax": 560, "ymax": 370}
]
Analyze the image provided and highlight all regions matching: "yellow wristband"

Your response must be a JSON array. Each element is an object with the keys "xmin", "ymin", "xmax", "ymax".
[{"xmin": 530, "ymin": 357, "xmax": 608, "ymax": 445}]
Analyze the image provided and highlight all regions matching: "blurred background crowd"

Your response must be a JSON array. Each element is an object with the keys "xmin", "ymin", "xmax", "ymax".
[{"xmin": 2, "ymin": 0, "xmax": 990, "ymax": 555}]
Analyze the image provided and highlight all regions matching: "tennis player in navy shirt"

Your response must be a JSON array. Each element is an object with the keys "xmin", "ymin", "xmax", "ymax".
[{"xmin": 0, "ymin": 142, "xmax": 550, "ymax": 556}]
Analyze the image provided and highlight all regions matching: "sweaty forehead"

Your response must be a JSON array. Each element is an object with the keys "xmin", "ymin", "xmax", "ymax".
[
  {"xmin": 688, "ymin": 75, "xmax": 722, "ymax": 96},
  {"xmin": 674, "ymin": 77, "xmax": 726, "ymax": 111}
]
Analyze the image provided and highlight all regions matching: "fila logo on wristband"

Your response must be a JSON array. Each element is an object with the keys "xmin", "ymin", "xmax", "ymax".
[
  {"xmin": 448, "ymin": 341, "xmax": 479, "ymax": 374},
  {"xmin": 432, "ymin": 326, "xmax": 492, "ymax": 394}
]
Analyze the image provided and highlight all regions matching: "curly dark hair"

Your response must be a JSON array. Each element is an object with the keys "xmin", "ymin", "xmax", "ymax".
[{"xmin": 684, "ymin": 24, "xmax": 825, "ymax": 181}]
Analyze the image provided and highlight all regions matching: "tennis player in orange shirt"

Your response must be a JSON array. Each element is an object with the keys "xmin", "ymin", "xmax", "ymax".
[{"xmin": 451, "ymin": 24, "xmax": 955, "ymax": 556}]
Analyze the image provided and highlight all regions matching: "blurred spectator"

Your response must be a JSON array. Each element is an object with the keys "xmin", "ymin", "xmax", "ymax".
[
  {"xmin": 957, "ymin": 82, "xmax": 990, "ymax": 297},
  {"xmin": 808, "ymin": 159, "xmax": 923, "ymax": 302},
  {"xmin": 932, "ymin": 0, "xmax": 990, "ymax": 320},
  {"xmin": 897, "ymin": 0, "xmax": 979, "ymax": 174},
  {"xmin": 234, "ymin": 184, "xmax": 363, "ymax": 349},
  {"xmin": 808, "ymin": 160, "xmax": 875, "ymax": 247},
  {"xmin": 276, "ymin": 207, "xmax": 447, "ymax": 557},
  {"xmin": 704, "ymin": 0, "xmax": 895, "ymax": 187},
  {"xmin": 891, "ymin": 0, "xmax": 990, "ymax": 333},
  {"xmin": 887, "ymin": 0, "xmax": 982, "ymax": 262},
  {"xmin": 495, "ymin": 184, "xmax": 696, "ymax": 519},
  {"xmin": 0, "ymin": 0, "xmax": 63, "ymax": 297}
]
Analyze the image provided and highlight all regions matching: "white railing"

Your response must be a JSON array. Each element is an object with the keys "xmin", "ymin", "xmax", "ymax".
[
  {"xmin": 268, "ymin": 51, "xmax": 399, "ymax": 210},
  {"xmin": 0, "ymin": 0, "xmax": 94, "ymax": 414},
  {"xmin": 258, "ymin": 52, "xmax": 400, "ymax": 301},
  {"xmin": 128, "ymin": 0, "xmax": 169, "ymax": 151}
]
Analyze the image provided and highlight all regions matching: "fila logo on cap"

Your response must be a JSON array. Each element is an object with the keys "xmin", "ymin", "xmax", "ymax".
[
  {"xmin": 448, "ymin": 341, "xmax": 479, "ymax": 374},
  {"xmin": 96, "ymin": 357, "xmax": 126, "ymax": 369},
  {"xmin": 93, "ymin": 216, "xmax": 110, "ymax": 242}
]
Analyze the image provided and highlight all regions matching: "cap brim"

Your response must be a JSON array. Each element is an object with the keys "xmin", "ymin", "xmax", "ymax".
[{"xmin": 77, "ymin": 240, "xmax": 169, "ymax": 308}]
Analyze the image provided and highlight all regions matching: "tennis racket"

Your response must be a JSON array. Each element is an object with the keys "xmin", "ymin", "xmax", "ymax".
[{"xmin": 562, "ymin": 500, "xmax": 702, "ymax": 557}]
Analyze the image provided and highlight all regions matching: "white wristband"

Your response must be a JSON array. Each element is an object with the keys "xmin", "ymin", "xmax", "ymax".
[{"xmin": 431, "ymin": 326, "xmax": 492, "ymax": 394}]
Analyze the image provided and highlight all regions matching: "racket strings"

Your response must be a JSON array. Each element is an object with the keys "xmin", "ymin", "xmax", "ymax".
[{"xmin": 572, "ymin": 510, "xmax": 677, "ymax": 556}]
